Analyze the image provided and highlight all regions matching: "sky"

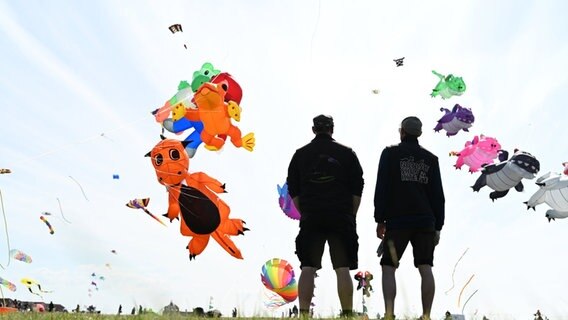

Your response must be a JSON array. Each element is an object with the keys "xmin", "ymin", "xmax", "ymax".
[{"xmin": 0, "ymin": 0, "xmax": 567, "ymax": 318}]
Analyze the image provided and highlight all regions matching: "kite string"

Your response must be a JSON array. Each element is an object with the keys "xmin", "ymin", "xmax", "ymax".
[
  {"xmin": 457, "ymin": 274, "xmax": 475, "ymax": 308},
  {"xmin": 461, "ymin": 289, "xmax": 478, "ymax": 314},
  {"xmin": 445, "ymin": 247, "xmax": 469, "ymax": 295},
  {"xmin": 68, "ymin": 176, "xmax": 89, "ymax": 201},
  {"xmin": 56, "ymin": 197, "xmax": 72, "ymax": 224},
  {"xmin": 0, "ymin": 189, "xmax": 11, "ymax": 270},
  {"xmin": 309, "ymin": 0, "xmax": 322, "ymax": 62}
]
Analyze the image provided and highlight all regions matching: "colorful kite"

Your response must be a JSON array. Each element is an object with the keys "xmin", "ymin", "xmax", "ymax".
[
  {"xmin": 431, "ymin": 70, "xmax": 466, "ymax": 99},
  {"xmin": 563, "ymin": 162, "xmax": 568, "ymax": 175},
  {"xmin": 146, "ymin": 138, "xmax": 248, "ymax": 260},
  {"xmin": 20, "ymin": 278, "xmax": 52, "ymax": 297},
  {"xmin": 277, "ymin": 183, "xmax": 300, "ymax": 220},
  {"xmin": 0, "ymin": 169, "xmax": 11, "ymax": 174},
  {"xmin": 0, "ymin": 277, "xmax": 16, "ymax": 292},
  {"xmin": 193, "ymin": 81, "xmax": 255, "ymax": 151},
  {"xmin": 472, "ymin": 149, "xmax": 540, "ymax": 201},
  {"xmin": 525, "ymin": 171, "xmax": 568, "ymax": 221},
  {"xmin": 450, "ymin": 135, "xmax": 502, "ymax": 173},
  {"xmin": 260, "ymin": 258, "xmax": 298, "ymax": 304},
  {"xmin": 40, "ymin": 216, "xmax": 54, "ymax": 234},
  {"xmin": 354, "ymin": 271, "xmax": 373, "ymax": 298},
  {"xmin": 9, "ymin": 249, "xmax": 32, "ymax": 263},
  {"xmin": 159, "ymin": 81, "xmax": 205, "ymax": 158},
  {"xmin": 434, "ymin": 104, "xmax": 474, "ymax": 137},
  {"xmin": 126, "ymin": 198, "xmax": 166, "ymax": 226}
]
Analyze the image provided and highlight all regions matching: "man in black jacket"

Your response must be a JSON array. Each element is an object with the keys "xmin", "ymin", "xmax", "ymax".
[
  {"xmin": 374, "ymin": 116, "xmax": 445, "ymax": 320},
  {"xmin": 287, "ymin": 114, "xmax": 364, "ymax": 317}
]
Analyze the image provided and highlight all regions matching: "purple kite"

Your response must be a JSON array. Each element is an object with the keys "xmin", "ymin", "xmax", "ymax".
[
  {"xmin": 434, "ymin": 104, "xmax": 474, "ymax": 137},
  {"xmin": 277, "ymin": 183, "xmax": 300, "ymax": 220}
]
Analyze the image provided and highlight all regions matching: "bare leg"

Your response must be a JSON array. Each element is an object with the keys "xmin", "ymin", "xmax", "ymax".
[
  {"xmin": 298, "ymin": 267, "xmax": 317, "ymax": 313},
  {"xmin": 335, "ymin": 267, "xmax": 353, "ymax": 315},
  {"xmin": 418, "ymin": 265, "xmax": 435, "ymax": 319},
  {"xmin": 382, "ymin": 265, "xmax": 396, "ymax": 319}
]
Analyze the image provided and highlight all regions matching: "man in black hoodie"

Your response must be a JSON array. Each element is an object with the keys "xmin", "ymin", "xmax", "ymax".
[
  {"xmin": 374, "ymin": 116, "xmax": 445, "ymax": 320},
  {"xmin": 287, "ymin": 114, "xmax": 364, "ymax": 318}
]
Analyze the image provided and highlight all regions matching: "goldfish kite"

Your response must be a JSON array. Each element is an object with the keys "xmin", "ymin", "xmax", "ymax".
[
  {"xmin": 261, "ymin": 258, "xmax": 298, "ymax": 304},
  {"xmin": 472, "ymin": 149, "xmax": 540, "ymax": 201},
  {"xmin": 431, "ymin": 70, "xmax": 466, "ymax": 99},
  {"xmin": 354, "ymin": 271, "xmax": 374, "ymax": 297},
  {"xmin": 0, "ymin": 277, "xmax": 16, "ymax": 292},
  {"xmin": 434, "ymin": 104, "xmax": 474, "ymax": 137},
  {"xmin": 126, "ymin": 198, "xmax": 166, "ymax": 226},
  {"xmin": 450, "ymin": 135, "xmax": 502, "ymax": 173},
  {"xmin": 524, "ymin": 171, "xmax": 568, "ymax": 221},
  {"xmin": 147, "ymin": 138, "xmax": 248, "ymax": 259},
  {"xmin": 9, "ymin": 249, "xmax": 32, "ymax": 263},
  {"xmin": 40, "ymin": 216, "xmax": 54, "ymax": 234},
  {"xmin": 20, "ymin": 278, "xmax": 52, "ymax": 297},
  {"xmin": 277, "ymin": 182, "xmax": 300, "ymax": 220}
]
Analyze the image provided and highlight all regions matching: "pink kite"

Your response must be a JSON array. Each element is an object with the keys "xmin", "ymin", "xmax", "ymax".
[
  {"xmin": 450, "ymin": 135, "xmax": 502, "ymax": 173},
  {"xmin": 563, "ymin": 162, "xmax": 568, "ymax": 175},
  {"xmin": 277, "ymin": 183, "xmax": 300, "ymax": 220}
]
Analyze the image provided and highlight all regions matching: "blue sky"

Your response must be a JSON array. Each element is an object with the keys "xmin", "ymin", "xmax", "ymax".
[{"xmin": 0, "ymin": 0, "xmax": 567, "ymax": 318}]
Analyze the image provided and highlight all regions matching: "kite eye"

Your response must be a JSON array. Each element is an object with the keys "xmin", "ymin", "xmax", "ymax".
[
  {"xmin": 169, "ymin": 149, "xmax": 181, "ymax": 160},
  {"xmin": 204, "ymin": 70, "xmax": 209, "ymax": 76},
  {"xmin": 221, "ymin": 83, "xmax": 228, "ymax": 91},
  {"xmin": 154, "ymin": 154, "xmax": 163, "ymax": 166}
]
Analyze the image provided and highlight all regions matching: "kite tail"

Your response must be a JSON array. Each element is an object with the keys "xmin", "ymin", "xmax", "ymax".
[
  {"xmin": 0, "ymin": 189, "xmax": 11, "ymax": 270},
  {"xmin": 28, "ymin": 287, "xmax": 43, "ymax": 298},
  {"xmin": 212, "ymin": 231, "xmax": 243, "ymax": 260},
  {"xmin": 457, "ymin": 274, "xmax": 475, "ymax": 307}
]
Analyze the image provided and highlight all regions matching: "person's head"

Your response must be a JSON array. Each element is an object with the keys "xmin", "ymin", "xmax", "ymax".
[
  {"xmin": 312, "ymin": 114, "xmax": 334, "ymax": 135},
  {"xmin": 399, "ymin": 116, "xmax": 422, "ymax": 140}
]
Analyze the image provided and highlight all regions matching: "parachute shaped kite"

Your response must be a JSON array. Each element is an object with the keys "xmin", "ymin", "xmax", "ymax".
[
  {"xmin": 0, "ymin": 277, "xmax": 16, "ymax": 292},
  {"xmin": 146, "ymin": 138, "xmax": 248, "ymax": 260},
  {"xmin": 9, "ymin": 249, "xmax": 32, "ymax": 263},
  {"xmin": 450, "ymin": 135, "xmax": 502, "ymax": 173},
  {"xmin": 354, "ymin": 271, "xmax": 374, "ymax": 298},
  {"xmin": 434, "ymin": 104, "xmax": 474, "ymax": 137},
  {"xmin": 20, "ymin": 278, "xmax": 52, "ymax": 297},
  {"xmin": 194, "ymin": 81, "xmax": 255, "ymax": 151},
  {"xmin": 277, "ymin": 182, "xmax": 300, "ymax": 220},
  {"xmin": 40, "ymin": 216, "xmax": 54, "ymax": 234},
  {"xmin": 472, "ymin": 149, "xmax": 540, "ymax": 201},
  {"xmin": 168, "ymin": 24, "xmax": 187, "ymax": 49},
  {"xmin": 524, "ymin": 170, "xmax": 568, "ymax": 221},
  {"xmin": 126, "ymin": 198, "xmax": 166, "ymax": 226},
  {"xmin": 431, "ymin": 70, "xmax": 466, "ymax": 99},
  {"xmin": 260, "ymin": 258, "xmax": 298, "ymax": 304}
]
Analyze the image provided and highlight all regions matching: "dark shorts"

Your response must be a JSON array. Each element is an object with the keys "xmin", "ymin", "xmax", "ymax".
[
  {"xmin": 295, "ymin": 220, "xmax": 358, "ymax": 270},
  {"xmin": 380, "ymin": 228, "xmax": 436, "ymax": 268}
]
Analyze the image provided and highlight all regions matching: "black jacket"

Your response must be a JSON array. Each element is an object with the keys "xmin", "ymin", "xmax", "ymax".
[
  {"xmin": 374, "ymin": 137, "xmax": 445, "ymax": 231},
  {"xmin": 287, "ymin": 134, "xmax": 364, "ymax": 221}
]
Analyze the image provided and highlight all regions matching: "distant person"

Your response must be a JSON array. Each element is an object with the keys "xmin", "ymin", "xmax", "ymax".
[
  {"xmin": 131, "ymin": 307, "xmax": 136, "ymax": 315},
  {"xmin": 287, "ymin": 114, "xmax": 364, "ymax": 318},
  {"xmin": 139, "ymin": 305, "xmax": 143, "ymax": 315},
  {"xmin": 374, "ymin": 116, "xmax": 445, "ymax": 320},
  {"xmin": 75, "ymin": 304, "xmax": 80, "ymax": 313},
  {"xmin": 48, "ymin": 301, "xmax": 54, "ymax": 312},
  {"xmin": 232, "ymin": 307, "xmax": 237, "ymax": 317},
  {"xmin": 118, "ymin": 304, "xmax": 122, "ymax": 315},
  {"xmin": 292, "ymin": 305, "xmax": 298, "ymax": 317}
]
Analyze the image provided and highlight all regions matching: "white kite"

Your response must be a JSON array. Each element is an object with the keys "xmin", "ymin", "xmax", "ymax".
[{"xmin": 525, "ymin": 171, "xmax": 568, "ymax": 221}]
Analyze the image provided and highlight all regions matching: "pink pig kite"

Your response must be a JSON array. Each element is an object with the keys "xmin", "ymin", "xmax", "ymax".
[{"xmin": 450, "ymin": 135, "xmax": 502, "ymax": 173}]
